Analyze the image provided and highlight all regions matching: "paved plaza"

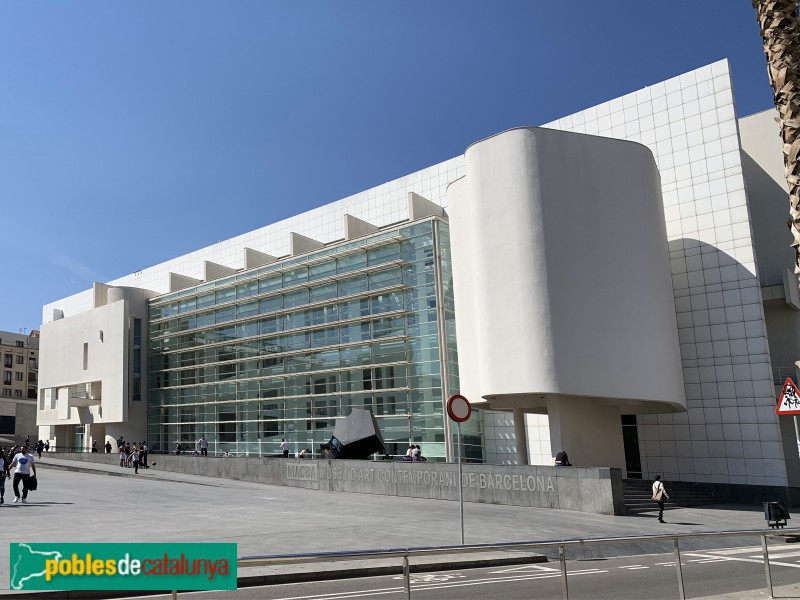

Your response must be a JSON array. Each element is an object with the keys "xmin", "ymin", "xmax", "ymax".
[{"xmin": 0, "ymin": 456, "xmax": 789, "ymax": 596}]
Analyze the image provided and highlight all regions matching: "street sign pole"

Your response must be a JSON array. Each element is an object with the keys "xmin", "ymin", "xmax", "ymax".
[
  {"xmin": 457, "ymin": 420, "xmax": 464, "ymax": 545},
  {"xmin": 794, "ymin": 415, "xmax": 800, "ymax": 458},
  {"xmin": 447, "ymin": 394, "xmax": 472, "ymax": 547}
]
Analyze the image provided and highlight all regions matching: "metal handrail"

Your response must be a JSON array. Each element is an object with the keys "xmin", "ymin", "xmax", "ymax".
[{"xmin": 234, "ymin": 527, "xmax": 800, "ymax": 600}]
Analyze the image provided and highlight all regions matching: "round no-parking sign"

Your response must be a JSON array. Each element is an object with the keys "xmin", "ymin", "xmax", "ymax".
[{"xmin": 447, "ymin": 394, "xmax": 472, "ymax": 422}]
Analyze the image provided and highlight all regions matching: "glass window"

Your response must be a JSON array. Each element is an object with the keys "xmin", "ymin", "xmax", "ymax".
[
  {"xmin": 310, "ymin": 327, "xmax": 338, "ymax": 348},
  {"xmin": 309, "ymin": 261, "xmax": 335, "ymax": 282},
  {"xmin": 15, "ymin": 355, "xmax": 23, "ymax": 364},
  {"xmin": 215, "ymin": 287, "xmax": 236, "ymax": 305},
  {"xmin": 284, "ymin": 267, "xmax": 308, "ymax": 286},
  {"xmin": 215, "ymin": 306, "xmax": 235, "ymax": 324},
  {"xmin": 237, "ymin": 280, "xmax": 259, "ymax": 299},
  {"xmin": 197, "ymin": 293, "xmax": 215, "ymax": 309},
  {"xmin": 259, "ymin": 274, "xmax": 282, "ymax": 293},
  {"xmin": 284, "ymin": 289, "xmax": 308, "ymax": 309},
  {"xmin": 259, "ymin": 316, "xmax": 280, "ymax": 335},
  {"xmin": 310, "ymin": 282, "xmax": 337, "ymax": 303},
  {"xmin": 338, "ymin": 275, "xmax": 368, "ymax": 296},
  {"xmin": 337, "ymin": 252, "xmax": 367, "ymax": 275},
  {"xmin": 196, "ymin": 311, "xmax": 215, "ymax": 328},
  {"xmin": 179, "ymin": 298, "xmax": 196, "ymax": 314},
  {"xmin": 237, "ymin": 301, "xmax": 259, "ymax": 319},
  {"xmin": 259, "ymin": 295, "xmax": 283, "ymax": 314},
  {"xmin": 369, "ymin": 268, "xmax": 402, "ymax": 289},
  {"xmin": 368, "ymin": 244, "xmax": 400, "ymax": 267},
  {"xmin": 340, "ymin": 345, "xmax": 372, "ymax": 367},
  {"xmin": 309, "ymin": 305, "xmax": 338, "ymax": 325}
]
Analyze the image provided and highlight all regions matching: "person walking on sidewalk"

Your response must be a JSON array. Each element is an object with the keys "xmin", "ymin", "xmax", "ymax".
[
  {"xmin": 10, "ymin": 446, "xmax": 36, "ymax": 504},
  {"xmin": 0, "ymin": 448, "xmax": 8, "ymax": 505},
  {"xmin": 652, "ymin": 474, "xmax": 669, "ymax": 523},
  {"xmin": 131, "ymin": 444, "xmax": 141, "ymax": 474},
  {"xmin": 280, "ymin": 439, "xmax": 289, "ymax": 458}
]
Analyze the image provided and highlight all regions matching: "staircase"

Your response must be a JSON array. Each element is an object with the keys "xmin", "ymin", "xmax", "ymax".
[{"xmin": 623, "ymin": 478, "xmax": 719, "ymax": 515}]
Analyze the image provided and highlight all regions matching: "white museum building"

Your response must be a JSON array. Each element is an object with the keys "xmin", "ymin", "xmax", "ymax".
[{"xmin": 36, "ymin": 59, "xmax": 800, "ymax": 500}]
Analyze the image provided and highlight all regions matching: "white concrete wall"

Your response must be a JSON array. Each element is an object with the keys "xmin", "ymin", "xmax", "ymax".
[
  {"xmin": 39, "ymin": 300, "xmax": 129, "ymax": 425},
  {"xmin": 449, "ymin": 127, "xmax": 684, "ymax": 410},
  {"xmin": 739, "ymin": 109, "xmax": 792, "ymax": 280},
  {"xmin": 38, "ymin": 284, "xmax": 154, "ymax": 444}
]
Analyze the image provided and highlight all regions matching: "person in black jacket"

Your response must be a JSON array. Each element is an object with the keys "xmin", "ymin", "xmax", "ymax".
[{"xmin": 555, "ymin": 450, "xmax": 571, "ymax": 466}]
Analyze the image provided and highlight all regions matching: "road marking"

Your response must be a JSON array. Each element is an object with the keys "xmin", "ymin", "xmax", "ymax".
[
  {"xmin": 619, "ymin": 565, "xmax": 649, "ymax": 570},
  {"xmin": 691, "ymin": 558, "xmax": 732, "ymax": 564},
  {"xmin": 706, "ymin": 546, "xmax": 764, "ymax": 555},
  {"xmin": 685, "ymin": 552, "xmax": 800, "ymax": 570},
  {"xmin": 754, "ymin": 550, "xmax": 800, "ymax": 560},
  {"xmin": 251, "ymin": 568, "xmax": 612, "ymax": 600},
  {"xmin": 490, "ymin": 564, "xmax": 561, "ymax": 574}
]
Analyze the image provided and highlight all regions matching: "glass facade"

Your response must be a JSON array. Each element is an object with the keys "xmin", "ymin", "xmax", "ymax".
[{"xmin": 147, "ymin": 218, "xmax": 482, "ymax": 460}]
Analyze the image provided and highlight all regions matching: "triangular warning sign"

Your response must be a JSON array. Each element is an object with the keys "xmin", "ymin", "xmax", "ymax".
[{"xmin": 776, "ymin": 378, "xmax": 800, "ymax": 415}]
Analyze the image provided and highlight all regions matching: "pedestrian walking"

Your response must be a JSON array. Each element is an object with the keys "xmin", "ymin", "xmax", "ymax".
[
  {"xmin": 131, "ymin": 445, "xmax": 141, "ymax": 474},
  {"xmin": 91, "ymin": 440, "xmax": 98, "ymax": 453},
  {"xmin": 0, "ymin": 447, "xmax": 8, "ymax": 505},
  {"xmin": 652, "ymin": 474, "xmax": 669, "ymax": 523},
  {"xmin": 280, "ymin": 439, "xmax": 289, "ymax": 458},
  {"xmin": 105, "ymin": 441, "xmax": 112, "ymax": 454},
  {"xmin": 141, "ymin": 441, "xmax": 149, "ymax": 468},
  {"xmin": 35, "ymin": 440, "xmax": 44, "ymax": 459},
  {"xmin": 10, "ymin": 446, "xmax": 36, "ymax": 504},
  {"xmin": 44, "ymin": 440, "xmax": 49, "ymax": 453}
]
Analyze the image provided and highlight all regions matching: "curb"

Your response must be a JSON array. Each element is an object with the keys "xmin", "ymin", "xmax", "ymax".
[{"xmin": 2, "ymin": 554, "xmax": 547, "ymax": 599}]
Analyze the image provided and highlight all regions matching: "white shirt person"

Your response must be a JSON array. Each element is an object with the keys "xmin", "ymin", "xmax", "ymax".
[{"xmin": 10, "ymin": 447, "xmax": 36, "ymax": 503}]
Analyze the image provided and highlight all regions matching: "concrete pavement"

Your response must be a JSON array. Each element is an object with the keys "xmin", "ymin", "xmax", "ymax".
[{"xmin": 1, "ymin": 455, "xmax": 795, "ymax": 598}]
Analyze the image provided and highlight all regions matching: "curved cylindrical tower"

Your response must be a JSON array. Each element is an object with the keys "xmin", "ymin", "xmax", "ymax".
[{"xmin": 448, "ymin": 127, "xmax": 685, "ymax": 468}]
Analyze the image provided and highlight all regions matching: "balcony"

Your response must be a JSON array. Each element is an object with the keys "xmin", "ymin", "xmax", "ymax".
[{"xmin": 68, "ymin": 382, "xmax": 101, "ymax": 407}]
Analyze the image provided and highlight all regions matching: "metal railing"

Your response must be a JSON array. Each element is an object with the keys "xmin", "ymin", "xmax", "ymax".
[{"xmin": 232, "ymin": 527, "xmax": 800, "ymax": 600}]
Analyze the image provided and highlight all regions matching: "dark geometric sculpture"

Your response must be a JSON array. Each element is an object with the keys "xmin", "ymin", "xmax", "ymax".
[{"xmin": 328, "ymin": 408, "xmax": 385, "ymax": 459}]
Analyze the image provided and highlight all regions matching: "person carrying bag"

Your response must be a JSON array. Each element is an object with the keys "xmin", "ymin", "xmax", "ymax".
[{"xmin": 652, "ymin": 474, "xmax": 669, "ymax": 523}]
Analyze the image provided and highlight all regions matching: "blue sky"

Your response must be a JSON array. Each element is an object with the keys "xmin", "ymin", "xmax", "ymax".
[{"xmin": 0, "ymin": 1, "xmax": 777, "ymax": 332}]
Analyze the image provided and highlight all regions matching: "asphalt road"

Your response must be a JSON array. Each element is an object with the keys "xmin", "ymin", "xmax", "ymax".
[{"xmin": 116, "ymin": 544, "xmax": 800, "ymax": 600}]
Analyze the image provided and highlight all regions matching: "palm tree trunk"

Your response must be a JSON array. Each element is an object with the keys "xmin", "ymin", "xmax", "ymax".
[{"xmin": 752, "ymin": 0, "xmax": 800, "ymax": 275}]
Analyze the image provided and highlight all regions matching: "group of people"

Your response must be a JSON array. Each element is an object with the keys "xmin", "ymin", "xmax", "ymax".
[
  {"xmin": 0, "ymin": 445, "xmax": 37, "ymax": 504},
  {"xmin": 117, "ymin": 439, "xmax": 149, "ymax": 474},
  {"xmin": 403, "ymin": 445, "xmax": 427, "ymax": 461}
]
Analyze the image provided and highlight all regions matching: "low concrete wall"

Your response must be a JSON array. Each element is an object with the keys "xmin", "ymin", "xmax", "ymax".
[{"xmin": 54, "ymin": 453, "xmax": 625, "ymax": 515}]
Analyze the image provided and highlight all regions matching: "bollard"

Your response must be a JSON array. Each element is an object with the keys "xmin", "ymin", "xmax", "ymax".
[
  {"xmin": 674, "ymin": 538, "xmax": 685, "ymax": 600},
  {"xmin": 762, "ymin": 533, "xmax": 774, "ymax": 598},
  {"xmin": 171, "ymin": 591, "xmax": 177, "ymax": 600},
  {"xmin": 559, "ymin": 545, "xmax": 569, "ymax": 600}
]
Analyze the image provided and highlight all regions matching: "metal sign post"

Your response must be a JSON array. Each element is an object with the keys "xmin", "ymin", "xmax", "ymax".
[
  {"xmin": 457, "ymin": 420, "xmax": 464, "ymax": 545},
  {"xmin": 447, "ymin": 394, "xmax": 472, "ymax": 547}
]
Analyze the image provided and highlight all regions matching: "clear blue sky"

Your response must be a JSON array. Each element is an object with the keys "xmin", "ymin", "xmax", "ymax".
[{"xmin": 0, "ymin": 1, "xmax": 777, "ymax": 332}]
